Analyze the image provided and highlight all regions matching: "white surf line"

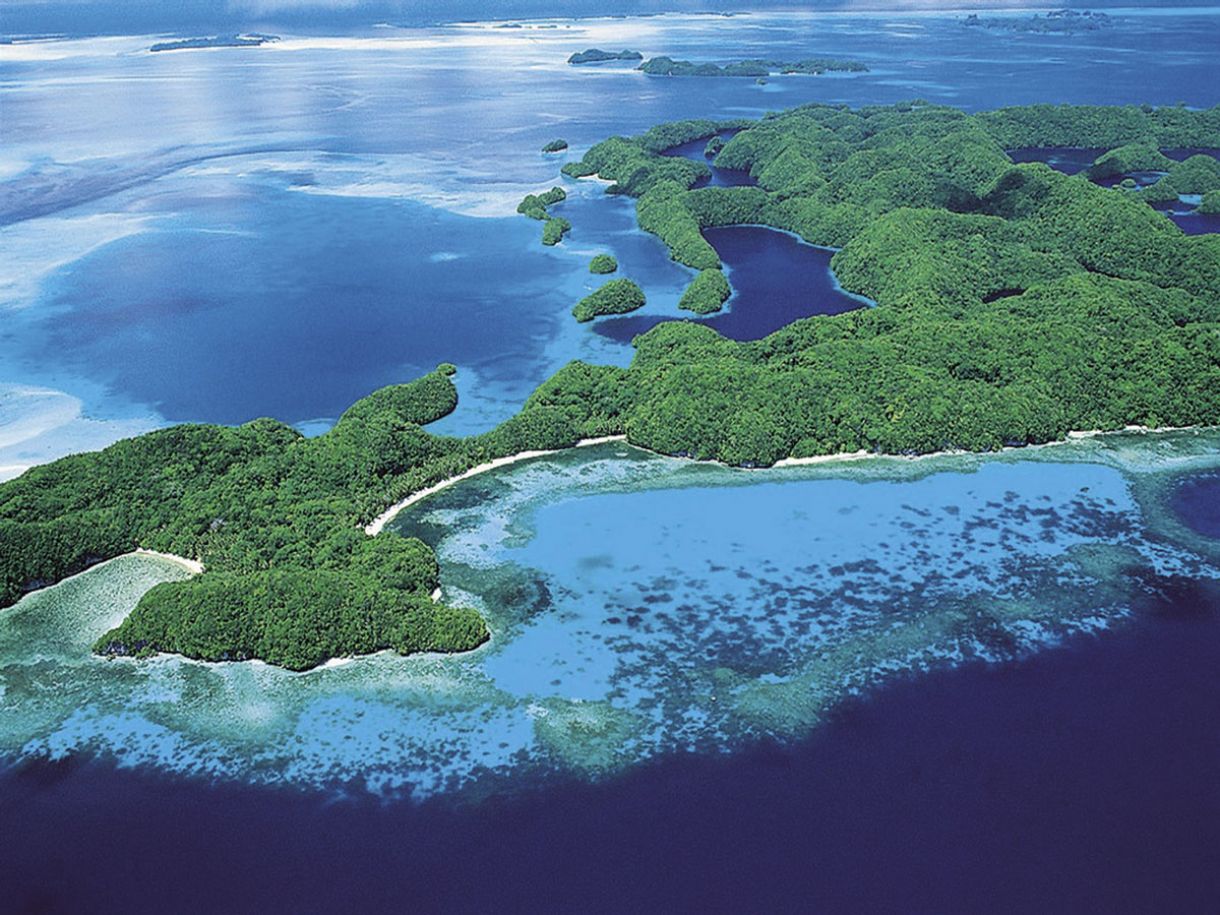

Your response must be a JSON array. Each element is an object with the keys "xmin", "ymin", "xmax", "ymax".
[{"xmin": 364, "ymin": 435, "xmax": 627, "ymax": 535}]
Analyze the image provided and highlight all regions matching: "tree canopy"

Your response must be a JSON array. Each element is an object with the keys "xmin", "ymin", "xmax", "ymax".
[{"xmin": 6, "ymin": 101, "xmax": 1220, "ymax": 671}]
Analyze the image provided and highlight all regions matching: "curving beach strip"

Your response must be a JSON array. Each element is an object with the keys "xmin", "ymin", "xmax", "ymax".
[
  {"xmin": 364, "ymin": 435, "xmax": 627, "ymax": 535},
  {"xmin": 365, "ymin": 424, "xmax": 1211, "ymax": 536},
  {"xmin": 133, "ymin": 548, "xmax": 204, "ymax": 575}
]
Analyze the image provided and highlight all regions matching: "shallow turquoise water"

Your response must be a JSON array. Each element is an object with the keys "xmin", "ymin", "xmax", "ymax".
[{"xmin": 3, "ymin": 431, "xmax": 1217, "ymax": 798}]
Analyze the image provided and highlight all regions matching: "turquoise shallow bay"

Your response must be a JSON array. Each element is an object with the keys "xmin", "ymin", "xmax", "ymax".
[{"xmin": 2, "ymin": 430, "xmax": 1217, "ymax": 799}]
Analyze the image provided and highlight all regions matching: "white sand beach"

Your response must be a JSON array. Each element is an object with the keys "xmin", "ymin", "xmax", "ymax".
[{"xmin": 364, "ymin": 435, "xmax": 627, "ymax": 534}]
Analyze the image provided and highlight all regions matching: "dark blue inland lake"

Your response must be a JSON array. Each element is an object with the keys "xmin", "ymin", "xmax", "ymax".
[
  {"xmin": 1006, "ymin": 146, "xmax": 1107, "ymax": 175},
  {"xmin": 660, "ymin": 133, "xmax": 757, "ymax": 188},
  {"xmin": 1008, "ymin": 146, "xmax": 1220, "ymax": 175},
  {"xmin": 3, "ymin": 579, "xmax": 1219, "ymax": 913},
  {"xmin": 1007, "ymin": 147, "xmax": 1220, "ymax": 235},
  {"xmin": 595, "ymin": 225, "xmax": 869, "ymax": 344},
  {"xmin": 1159, "ymin": 204, "xmax": 1220, "ymax": 237}
]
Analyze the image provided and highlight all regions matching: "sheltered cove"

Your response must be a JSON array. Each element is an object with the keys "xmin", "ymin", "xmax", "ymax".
[
  {"xmin": 3, "ymin": 101, "xmax": 1220, "ymax": 671},
  {"xmin": 365, "ymin": 436, "xmax": 626, "ymax": 535}
]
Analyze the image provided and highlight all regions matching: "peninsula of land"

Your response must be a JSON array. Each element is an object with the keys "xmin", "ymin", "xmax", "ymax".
[{"xmin": 4, "ymin": 101, "xmax": 1219, "ymax": 672}]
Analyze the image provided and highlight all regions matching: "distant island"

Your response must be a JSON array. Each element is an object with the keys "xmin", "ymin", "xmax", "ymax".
[
  {"xmin": 5, "ymin": 102, "xmax": 1219, "ymax": 672},
  {"xmin": 150, "ymin": 33, "xmax": 279, "ymax": 52},
  {"xmin": 542, "ymin": 138, "xmax": 569, "ymax": 153},
  {"xmin": 589, "ymin": 253, "xmax": 618, "ymax": 274},
  {"xmin": 963, "ymin": 10, "xmax": 1113, "ymax": 33},
  {"xmin": 568, "ymin": 48, "xmax": 643, "ymax": 65},
  {"xmin": 638, "ymin": 56, "xmax": 868, "ymax": 77}
]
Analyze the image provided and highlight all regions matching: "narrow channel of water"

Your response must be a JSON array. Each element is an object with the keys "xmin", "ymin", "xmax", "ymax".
[{"xmin": 593, "ymin": 224, "xmax": 871, "ymax": 343}]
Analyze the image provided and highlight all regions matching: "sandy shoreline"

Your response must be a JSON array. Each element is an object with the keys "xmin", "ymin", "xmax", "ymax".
[
  {"xmin": 365, "ymin": 424, "xmax": 1210, "ymax": 533},
  {"xmin": 772, "ymin": 424, "xmax": 1204, "ymax": 468},
  {"xmin": 772, "ymin": 449, "xmax": 874, "ymax": 468},
  {"xmin": 363, "ymin": 435, "xmax": 627, "ymax": 534},
  {"xmin": 133, "ymin": 548, "xmax": 204, "ymax": 575}
]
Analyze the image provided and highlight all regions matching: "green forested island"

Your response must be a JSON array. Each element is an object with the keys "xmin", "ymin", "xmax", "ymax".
[
  {"xmin": 568, "ymin": 48, "xmax": 643, "ymax": 65},
  {"xmin": 516, "ymin": 186, "xmax": 569, "ymax": 244},
  {"xmin": 638, "ymin": 57, "xmax": 868, "ymax": 77},
  {"xmin": 516, "ymin": 185, "xmax": 566, "ymax": 219},
  {"xmin": 541, "ymin": 217, "xmax": 571, "ymax": 245},
  {"xmin": 572, "ymin": 278, "xmax": 646, "ymax": 321},
  {"xmin": 150, "ymin": 33, "xmax": 279, "ymax": 52},
  {"xmin": 678, "ymin": 267, "xmax": 731, "ymax": 314},
  {"xmin": 589, "ymin": 253, "xmax": 619, "ymax": 274},
  {"xmin": 962, "ymin": 10, "xmax": 1113, "ymax": 34},
  {"xmin": 5, "ymin": 101, "xmax": 1220, "ymax": 671}
]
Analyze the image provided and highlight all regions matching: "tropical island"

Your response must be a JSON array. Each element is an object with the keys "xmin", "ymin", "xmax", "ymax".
[
  {"xmin": 572, "ymin": 278, "xmax": 646, "ymax": 321},
  {"xmin": 4, "ymin": 101, "xmax": 1220, "ymax": 671},
  {"xmin": 678, "ymin": 267, "xmax": 731, "ymax": 314},
  {"xmin": 542, "ymin": 138, "xmax": 569, "ymax": 153},
  {"xmin": 516, "ymin": 185, "xmax": 569, "ymax": 244},
  {"xmin": 149, "ymin": 33, "xmax": 279, "ymax": 52},
  {"xmin": 638, "ymin": 57, "xmax": 868, "ymax": 77},
  {"xmin": 962, "ymin": 10, "xmax": 1113, "ymax": 33},
  {"xmin": 568, "ymin": 48, "xmax": 643, "ymax": 65},
  {"xmin": 589, "ymin": 253, "xmax": 618, "ymax": 274}
]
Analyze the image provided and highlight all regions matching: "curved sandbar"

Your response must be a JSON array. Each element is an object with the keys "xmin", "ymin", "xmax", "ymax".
[
  {"xmin": 365, "ymin": 436, "xmax": 626, "ymax": 535},
  {"xmin": 4, "ymin": 549, "xmax": 203, "ymax": 609}
]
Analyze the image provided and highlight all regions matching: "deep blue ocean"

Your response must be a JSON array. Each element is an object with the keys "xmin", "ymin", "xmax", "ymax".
[
  {"xmin": 2, "ymin": 8, "xmax": 1220, "ymax": 912},
  {"xmin": 5, "ymin": 600, "xmax": 1220, "ymax": 914}
]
